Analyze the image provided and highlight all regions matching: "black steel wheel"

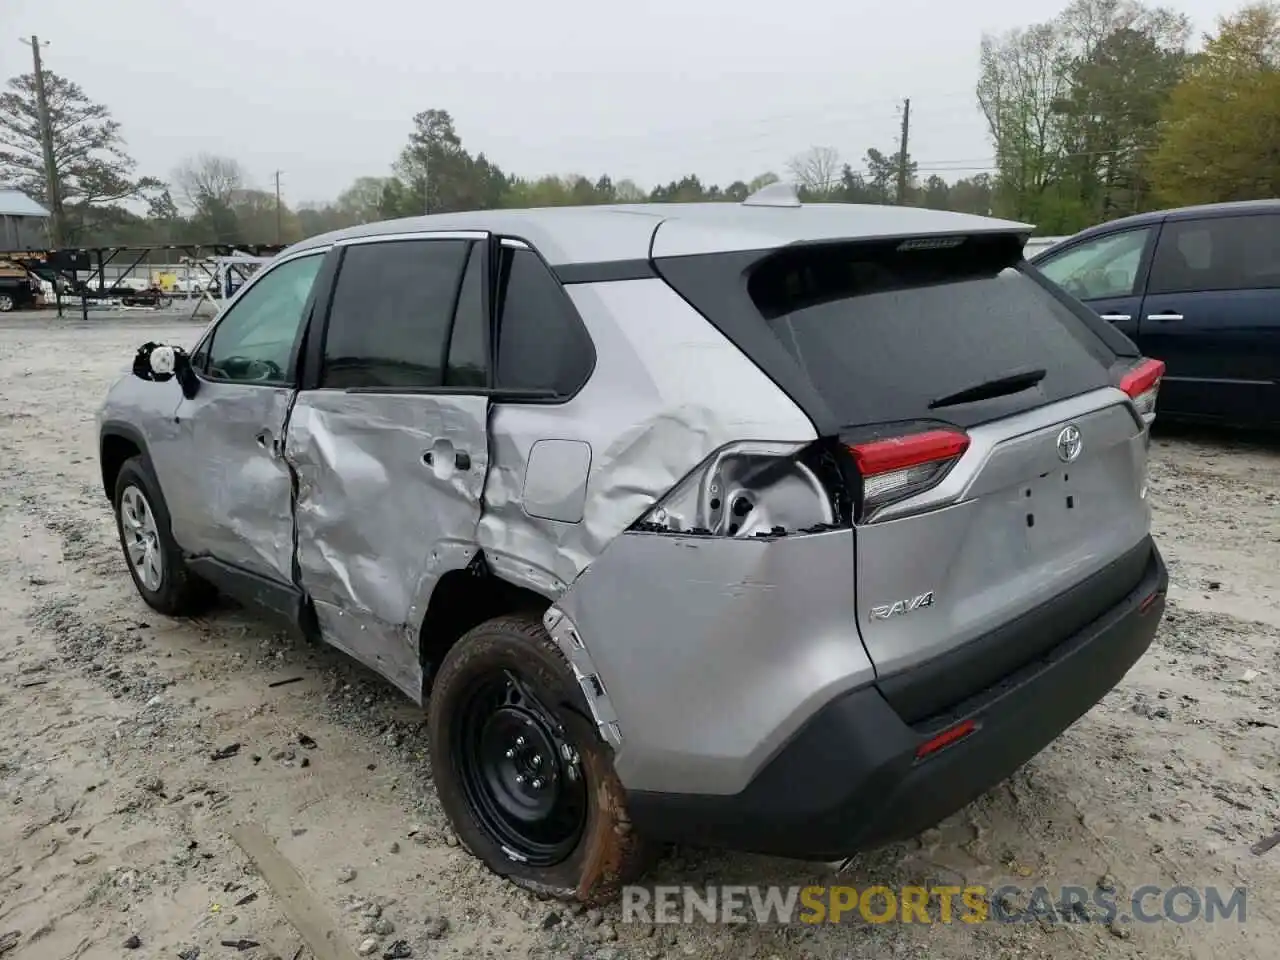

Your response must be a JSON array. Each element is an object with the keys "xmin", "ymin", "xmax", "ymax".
[
  {"xmin": 453, "ymin": 669, "xmax": 588, "ymax": 866},
  {"xmin": 428, "ymin": 612, "xmax": 651, "ymax": 903}
]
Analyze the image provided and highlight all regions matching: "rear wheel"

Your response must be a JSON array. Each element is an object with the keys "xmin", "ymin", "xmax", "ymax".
[
  {"xmin": 0, "ymin": 293, "xmax": 14, "ymax": 312},
  {"xmin": 428, "ymin": 613, "xmax": 649, "ymax": 904},
  {"xmin": 113, "ymin": 456, "xmax": 214, "ymax": 616}
]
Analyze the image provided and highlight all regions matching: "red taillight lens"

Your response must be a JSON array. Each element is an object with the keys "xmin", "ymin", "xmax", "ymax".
[
  {"xmin": 846, "ymin": 429, "xmax": 970, "ymax": 521},
  {"xmin": 1119, "ymin": 357, "xmax": 1165, "ymax": 423}
]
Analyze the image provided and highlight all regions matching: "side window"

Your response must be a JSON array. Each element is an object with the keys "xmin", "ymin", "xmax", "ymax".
[
  {"xmin": 320, "ymin": 239, "xmax": 469, "ymax": 389},
  {"xmin": 445, "ymin": 243, "xmax": 490, "ymax": 388},
  {"xmin": 1036, "ymin": 228, "xmax": 1151, "ymax": 300},
  {"xmin": 495, "ymin": 247, "xmax": 594, "ymax": 396},
  {"xmin": 206, "ymin": 254, "xmax": 323, "ymax": 384},
  {"xmin": 1148, "ymin": 215, "xmax": 1280, "ymax": 295}
]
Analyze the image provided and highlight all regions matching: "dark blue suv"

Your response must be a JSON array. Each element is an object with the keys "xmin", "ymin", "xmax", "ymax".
[{"xmin": 1030, "ymin": 200, "xmax": 1279, "ymax": 428}]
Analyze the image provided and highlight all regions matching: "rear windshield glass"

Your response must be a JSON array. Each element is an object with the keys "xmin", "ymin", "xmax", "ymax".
[{"xmin": 747, "ymin": 237, "xmax": 1115, "ymax": 426}]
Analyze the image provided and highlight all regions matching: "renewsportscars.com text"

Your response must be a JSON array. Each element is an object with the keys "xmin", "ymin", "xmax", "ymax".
[{"xmin": 621, "ymin": 884, "xmax": 1248, "ymax": 926}]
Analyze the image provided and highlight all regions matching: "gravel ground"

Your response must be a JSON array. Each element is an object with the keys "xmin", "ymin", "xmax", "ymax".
[{"xmin": 0, "ymin": 315, "xmax": 1277, "ymax": 960}]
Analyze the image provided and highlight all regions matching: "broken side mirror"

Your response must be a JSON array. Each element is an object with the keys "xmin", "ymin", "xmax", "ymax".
[{"xmin": 132, "ymin": 341, "xmax": 200, "ymax": 399}]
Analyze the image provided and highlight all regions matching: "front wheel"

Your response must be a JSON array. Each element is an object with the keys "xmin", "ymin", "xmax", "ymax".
[
  {"xmin": 428, "ymin": 613, "xmax": 650, "ymax": 904},
  {"xmin": 113, "ymin": 455, "xmax": 214, "ymax": 616},
  {"xmin": 0, "ymin": 293, "xmax": 14, "ymax": 312}
]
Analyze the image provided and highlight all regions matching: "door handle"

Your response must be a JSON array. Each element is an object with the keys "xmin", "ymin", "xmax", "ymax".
[
  {"xmin": 1099, "ymin": 313, "xmax": 1131, "ymax": 321},
  {"xmin": 1147, "ymin": 312, "xmax": 1183, "ymax": 321},
  {"xmin": 421, "ymin": 450, "xmax": 471, "ymax": 470}
]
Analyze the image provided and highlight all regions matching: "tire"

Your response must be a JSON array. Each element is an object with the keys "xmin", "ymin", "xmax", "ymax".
[
  {"xmin": 113, "ymin": 455, "xmax": 215, "ymax": 616},
  {"xmin": 0, "ymin": 293, "xmax": 14, "ymax": 312},
  {"xmin": 428, "ymin": 613, "xmax": 650, "ymax": 904}
]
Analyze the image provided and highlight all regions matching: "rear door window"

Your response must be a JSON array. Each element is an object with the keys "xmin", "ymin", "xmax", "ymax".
[
  {"xmin": 1148, "ymin": 214, "xmax": 1280, "ymax": 294},
  {"xmin": 746, "ymin": 236, "xmax": 1115, "ymax": 426},
  {"xmin": 321, "ymin": 238, "xmax": 469, "ymax": 389}
]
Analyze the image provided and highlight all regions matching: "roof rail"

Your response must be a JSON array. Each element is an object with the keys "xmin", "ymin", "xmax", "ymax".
[{"xmin": 741, "ymin": 181, "xmax": 801, "ymax": 208}]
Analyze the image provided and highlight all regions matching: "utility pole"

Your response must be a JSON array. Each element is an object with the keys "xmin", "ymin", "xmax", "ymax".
[
  {"xmin": 896, "ymin": 97, "xmax": 911, "ymax": 206},
  {"xmin": 423, "ymin": 142, "xmax": 431, "ymax": 215},
  {"xmin": 20, "ymin": 35, "xmax": 65, "ymax": 247},
  {"xmin": 273, "ymin": 170, "xmax": 283, "ymax": 243}
]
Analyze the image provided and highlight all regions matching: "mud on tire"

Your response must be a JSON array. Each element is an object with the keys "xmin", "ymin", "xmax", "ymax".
[{"xmin": 427, "ymin": 612, "xmax": 651, "ymax": 904}]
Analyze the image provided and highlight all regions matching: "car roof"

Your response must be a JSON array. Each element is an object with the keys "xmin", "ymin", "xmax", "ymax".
[
  {"xmin": 287, "ymin": 202, "xmax": 1033, "ymax": 267},
  {"xmin": 1053, "ymin": 199, "xmax": 1280, "ymax": 246}
]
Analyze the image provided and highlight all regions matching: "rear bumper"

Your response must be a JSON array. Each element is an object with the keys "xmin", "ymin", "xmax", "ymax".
[{"xmin": 627, "ymin": 539, "xmax": 1167, "ymax": 859}]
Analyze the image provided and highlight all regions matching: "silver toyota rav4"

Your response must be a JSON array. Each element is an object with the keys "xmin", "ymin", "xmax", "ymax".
[{"xmin": 97, "ymin": 185, "xmax": 1169, "ymax": 903}]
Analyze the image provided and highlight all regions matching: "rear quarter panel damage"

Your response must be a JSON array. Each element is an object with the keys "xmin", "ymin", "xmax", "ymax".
[
  {"xmin": 476, "ymin": 277, "xmax": 818, "ymax": 597},
  {"xmin": 552, "ymin": 528, "xmax": 874, "ymax": 796}
]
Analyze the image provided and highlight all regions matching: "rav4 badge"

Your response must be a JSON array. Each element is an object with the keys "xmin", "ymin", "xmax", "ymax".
[{"xmin": 869, "ymin": 591, "xmax": 935, "ymax": 620}]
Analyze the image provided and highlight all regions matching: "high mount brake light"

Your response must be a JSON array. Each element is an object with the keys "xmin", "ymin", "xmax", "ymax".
[
  {"xmin": 846, "ymin": 429, "xmax": 970, "ymax": 521},
  {"xmin": 1120, "ymin": 357, "xmax": 1165, "ymax": 424}
]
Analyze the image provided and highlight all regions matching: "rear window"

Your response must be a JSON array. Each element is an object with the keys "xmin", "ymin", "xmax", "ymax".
[{"xmin": 745, "ymin": 237, "xmax": 1116, "ymax": 426}]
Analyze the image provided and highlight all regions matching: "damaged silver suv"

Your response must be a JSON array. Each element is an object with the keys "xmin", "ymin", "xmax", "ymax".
[{"xmin": 98, "ymin": 185, "xmax": 1169, "ymax": 903}]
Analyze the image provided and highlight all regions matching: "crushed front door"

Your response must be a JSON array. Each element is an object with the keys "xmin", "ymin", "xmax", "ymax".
[{"xmin": 283, "ymin": 233, "xmax": 493, "ymax": 700}]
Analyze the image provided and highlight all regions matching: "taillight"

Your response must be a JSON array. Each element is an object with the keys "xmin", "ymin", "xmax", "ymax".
[
  {"xmin": 846, "ymin": 429, "xmax": 970, "ymax": 522},
  {"xmin": 1119, "ymin": 357, "xmax": 1164, "ymax": 424}
]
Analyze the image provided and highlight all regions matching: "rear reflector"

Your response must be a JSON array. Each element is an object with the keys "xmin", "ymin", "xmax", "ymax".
[
  {"xmin": 1120, "ymin": 358, "xmax": 1165, "ymax": 423},
  {"xmin": 915, "ymin": 718, "xmax": 977, "ymax": 759},
  {"xmin": 847, "ymin": 429, "xmax": 970, "ymax": 520}
]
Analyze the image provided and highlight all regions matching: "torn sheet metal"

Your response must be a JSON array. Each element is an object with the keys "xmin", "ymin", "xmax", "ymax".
[
  {"xmin": 555, "ymin": 528, "xmax": 875, "ymax": 797},
  {"xmin": 543, "ymin": 606, "xmax": 622, "ymax": 748},
  {"xmin": 285, "ymin": 391, "xmax": 489, "ymax": 696},
  {"xmin": 476, "ymin": 277, "xmax": 817, "ymax": 596}
]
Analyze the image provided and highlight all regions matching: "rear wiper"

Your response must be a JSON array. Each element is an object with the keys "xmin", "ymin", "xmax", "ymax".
[{"xmin": 928, "ymin": 367, "xmax": 1046, "ymax": 409}]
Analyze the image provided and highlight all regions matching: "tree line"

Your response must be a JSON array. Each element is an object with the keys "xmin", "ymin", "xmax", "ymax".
[{"xmin": 1, "ymin": 0, "xmax": 1276, "ymax": 249}]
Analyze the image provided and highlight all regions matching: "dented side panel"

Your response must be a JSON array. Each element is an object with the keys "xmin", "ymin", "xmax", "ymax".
[
  {"xmin": 554, "ymin": 529, "xmax": 875, "ymax": 796},
  {"xmin": 285, "ymin": 390, "xmax": 489, "ymax": 697},
  {"xmin": 476, "ymin": 278, "xmax": 818, "ymax": 596},
  {"xmin": 165, "ymin": 380, "xmax": 297, "ymax": 582}
]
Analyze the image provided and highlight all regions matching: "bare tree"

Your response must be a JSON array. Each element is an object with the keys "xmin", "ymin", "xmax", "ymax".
[
  {"xmin": 173, "ymin": 153, "xmax": 246, "ymax": 212},
  {"xmin": 787, "ymin": 147, "xmax": 842, "ymax": 196}
]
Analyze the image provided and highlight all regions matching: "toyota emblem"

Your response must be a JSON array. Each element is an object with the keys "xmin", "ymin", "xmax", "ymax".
[{"xmin": 1056, "ymin": 424, "xmax": 1083, "ymax": 463}]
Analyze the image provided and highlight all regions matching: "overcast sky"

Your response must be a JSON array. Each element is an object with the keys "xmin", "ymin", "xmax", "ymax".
[{"xmin": 2, "ymin": 0, "xmax": 1243, "ymax": 206}]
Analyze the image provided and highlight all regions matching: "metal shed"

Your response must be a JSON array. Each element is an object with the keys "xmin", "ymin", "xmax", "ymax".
[{"xmin": 0, "ymin": 189, "xmax": 50, "ymax": 249}]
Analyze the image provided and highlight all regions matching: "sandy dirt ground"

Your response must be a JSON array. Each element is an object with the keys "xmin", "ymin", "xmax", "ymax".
[{"xmin": 0, "ymin": 313, "xmax": 1277, "ymax": 960}]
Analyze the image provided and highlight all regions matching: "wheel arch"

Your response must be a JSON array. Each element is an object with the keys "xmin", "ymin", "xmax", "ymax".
[
  {"xmin": 417, "ymin": 554, "xmax": 556, "ymax": 695},
  {"xmin": 99, "ymin": 421, "xmax": 150, "ymax": 502}
]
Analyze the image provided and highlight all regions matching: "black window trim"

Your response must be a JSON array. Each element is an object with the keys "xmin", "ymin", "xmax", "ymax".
[
  {"xmin": 192, "ymin": 247, "xmax": 332, "ymax": 389},
  {"xmin": 299, "ymin": 230, "xmax": 596, "ymax": 405}
]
